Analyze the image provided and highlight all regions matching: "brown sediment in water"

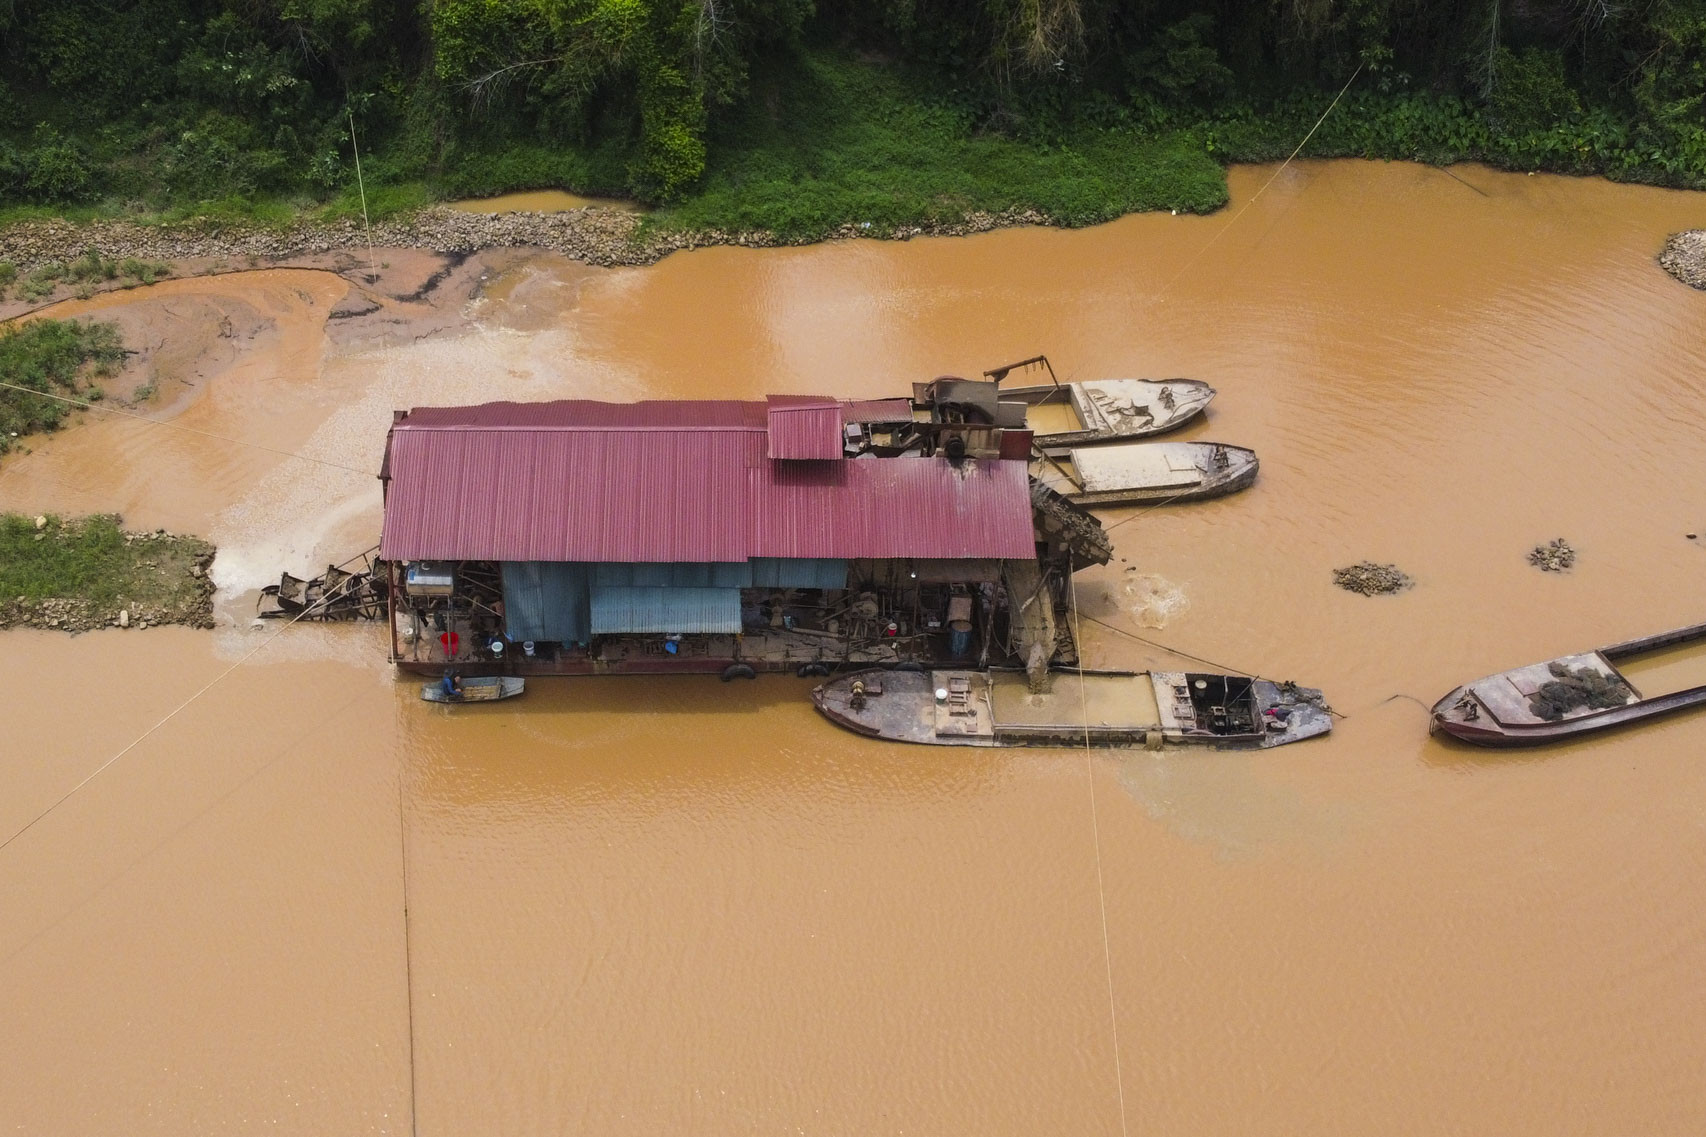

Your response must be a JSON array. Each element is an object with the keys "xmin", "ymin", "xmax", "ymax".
[{"xmin": 3, "ymin": 161, "xmax": 1706, "ymax": 1134}]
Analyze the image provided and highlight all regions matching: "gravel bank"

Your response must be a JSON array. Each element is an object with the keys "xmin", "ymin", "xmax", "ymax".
[
  {"xmin": 1659, "ymin": 230, "xmax": 1706, "ymax": 290},
  {"xmin": 0, "ymin": 205, "xmax": 1058, "ymax": 278}
]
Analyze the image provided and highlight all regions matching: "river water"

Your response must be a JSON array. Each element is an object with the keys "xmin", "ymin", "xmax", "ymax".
[{"xmin": 3, "ymin": 161, "xmax": 1705, "ymax": 1134}]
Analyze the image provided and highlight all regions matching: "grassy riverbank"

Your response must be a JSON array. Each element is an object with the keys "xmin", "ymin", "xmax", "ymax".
[
  {"xmin": 0, "ymin": 514, "xmax": 216, "ymax": 632},
  {"xmin": 0, "ymin": 317, "xmax": 124, "ymax": 451},
  {"xmin": 650, "ymin": 55, "xmax": 1227, "ymax": 239}
]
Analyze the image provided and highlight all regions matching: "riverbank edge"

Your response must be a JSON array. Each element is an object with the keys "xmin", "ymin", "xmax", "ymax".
[
  {"xmin": 1659, "ymin": 230, "xmax": 1706, "ymax": 291},
  {"xmin": 0, "ymin": 203, "xmax": 1060, "ymax": 284},
  {"xmin": 0, "ymin": 515, "xmax": 216, "ymax": 634}
]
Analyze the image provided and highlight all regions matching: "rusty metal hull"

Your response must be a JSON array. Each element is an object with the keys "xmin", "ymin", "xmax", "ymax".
[{"xmin": 1430, "ymin": 620, "xmax": 1706, "ymax": 746}]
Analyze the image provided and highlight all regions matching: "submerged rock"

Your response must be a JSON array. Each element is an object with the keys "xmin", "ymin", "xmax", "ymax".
[{"xmin": 1332, "ymin": 562, "xmax": 1412, "ymax": 596}]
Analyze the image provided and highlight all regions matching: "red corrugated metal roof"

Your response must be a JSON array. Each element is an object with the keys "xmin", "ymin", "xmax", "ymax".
[
  {"xmin": 398, "ymin": 400, "xmax": 765, "ymax": 430},
  {"xmin": 766, "ymin": 396, "xmax": 844, "ymax": 460},
  {"xmin": 380, "ymin": 400, "xmax": 1034, "ymax": 562}
]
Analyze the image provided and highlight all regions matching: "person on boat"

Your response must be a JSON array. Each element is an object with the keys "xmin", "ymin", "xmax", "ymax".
[{"xmin": 441, "ymin": 670, "xmax": 463, "ymax": 701}]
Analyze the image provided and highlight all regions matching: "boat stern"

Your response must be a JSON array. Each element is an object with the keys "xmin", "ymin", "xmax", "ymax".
[{"xmin": 1253, "ymin": 679, "xmax": 1334, "ymax": 748}]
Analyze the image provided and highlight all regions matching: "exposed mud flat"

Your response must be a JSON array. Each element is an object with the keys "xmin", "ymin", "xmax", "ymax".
[{"xmin": 2, "ymin": 162, "xmax": 1706, "ymax": 1135}]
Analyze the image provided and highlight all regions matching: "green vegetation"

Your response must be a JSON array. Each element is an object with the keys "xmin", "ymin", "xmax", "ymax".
[
  {"xmin": 0, "ymin": 318, "xmax": 124, "ymax": 449},
  {"xmin": 0, "ymin": 514, "xmax": 215, "ymax": 628},
  {"xmin": 0, "ymin": 1, "xmax": 1703, "ymax": 229},
  {"xmin": 654, "ymin": 55, "xmax": 1225, "ymax": 239},
  {"xmin": 2, "ymin": 251, "xmax": 171, "ymax": 301},
  {"xmin": 0, "ymin": 514, "xmax": 136, "ymax": 605}
]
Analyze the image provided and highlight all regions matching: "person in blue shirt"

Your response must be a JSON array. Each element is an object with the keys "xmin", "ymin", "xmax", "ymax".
[{"xmin": 441, "ymin": 670, "xmax": 463, "ymax": 700}]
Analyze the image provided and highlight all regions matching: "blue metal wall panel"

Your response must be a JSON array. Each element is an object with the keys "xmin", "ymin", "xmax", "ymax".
[
  {"xmin": 501, "ymin": 562, "xmax": 591, "ymax": 643},
  {"xmin": 750, "ymin": 557, "xmax": 847, "ymax": 589},
  {"xmin": 591, "ymin": 561, "xmax": 755, "ymax": 588},
  {"xmin": 589, "ymin": 586, "xmax": 743, "ymax": 634}
]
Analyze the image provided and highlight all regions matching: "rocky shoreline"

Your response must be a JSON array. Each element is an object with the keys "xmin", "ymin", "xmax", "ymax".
[
  {"xmin": 1659, "ymin": 230, "xmax": 1706, "ymax": 290},
  {"xmin": 0, "ymin": 518, "xmax": 216, "ymax": 634},
  {"xmin": 0, "ymin": 204, "xmax": 1058, "ymax": 280}
]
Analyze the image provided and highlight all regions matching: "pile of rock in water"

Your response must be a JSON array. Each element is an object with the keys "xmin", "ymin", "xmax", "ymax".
[
  {"xmin": 1528, "ymin": 538, "xmax": 1576, "ymax": 571},
  {"xmin": 1333, "ymin": 562, "xmax": 1412, "ymax": 595},
  {"xmin": 1528, "ymin": 662, "xmax": 1632, "ymax": 721},
  {"xmin": 1659, "ymin": 230, "xmax": 1706, "ymax": 291}
]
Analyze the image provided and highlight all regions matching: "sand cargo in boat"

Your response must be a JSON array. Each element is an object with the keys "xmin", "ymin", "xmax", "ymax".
[
  {"xmin": 1430, "ymin": 621, "xmax": 1706, "ymax": 746},
  {"xmin": 1033, "ymin": 440, "xmax": 1258, "ymax": 507},
  {"xmin": 814, "ymin": 667, "xmax": 1332, "ymax": 749}
]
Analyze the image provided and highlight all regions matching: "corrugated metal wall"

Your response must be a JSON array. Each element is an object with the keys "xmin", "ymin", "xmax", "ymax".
[
  {"xmin": 501, "ymin": 559, "xmax": 848, "ymax": 640},
  {"xmin": 589, "ymin": 586, "xmax": 743, "ymax": 634},
  {"xmin": 502, "ymin": 562, "xmax": 592, "ymax": 643}
]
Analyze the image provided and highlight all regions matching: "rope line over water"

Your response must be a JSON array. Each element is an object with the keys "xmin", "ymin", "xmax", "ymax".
[
  {"xmin": 395, "ymin": 723, "xmax": 421, "ymax": 1137},
  {"xmin": 1074, "ymin": 609, "xmax": 1348, "ymax": 720},
  {"xmin": 0, "ymin": 578, "xmax": 360, "ymax": 855},
  {"xmin": 1068, "ymin": 572, "xmax": 1132, "ymax": 1137},
  {"xmin": 1152, "ymin": 61, "xmax": 1363, "ymax": 302},
  {"xmin": 0, "ymin": 380, "xmax": 376, "ymax": 476}
]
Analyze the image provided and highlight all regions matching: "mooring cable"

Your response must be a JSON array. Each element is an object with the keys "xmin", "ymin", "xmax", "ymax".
[
  {"xmin": 0, "ymin": 380, "xmax": 376, "ymax": 476},
  {"xmin": 1067, "ymin": 571, "xmax": 1132, "ymax": 1137},
  {"xmin": 395, "ymin": 714, "xmax": 421, "ymax": 1137},
  {"xmin": 1074, "ymin": 607, "xmax": 1346, "ymax": 719},
  {"xmin": 0, "ymin": 577, "xmax": 361, "ymax": 855},
  {"xmin": 1151, "ymin": 62, "xmax": 1364, "ymax": 303}
]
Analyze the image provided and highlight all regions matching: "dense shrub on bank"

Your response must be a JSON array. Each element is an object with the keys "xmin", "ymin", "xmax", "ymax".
[
  {"xmin": 0, "ymin": 318, "xmax": 123, "ymax": 449},
  {"xmin": 657, "ymin": 55, "xmax": 1227, "ymax": 239}
]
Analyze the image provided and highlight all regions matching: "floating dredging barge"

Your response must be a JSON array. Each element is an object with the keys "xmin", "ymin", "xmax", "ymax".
[{"xmin": 379, "ymin": 387, "xmax": 1111, "ymax": 682}]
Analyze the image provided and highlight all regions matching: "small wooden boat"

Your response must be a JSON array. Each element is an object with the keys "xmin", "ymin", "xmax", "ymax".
[
  {"xmin": 420, "ymin": 676, "xmax": 527, "ymax": 703},
  {"xmin": 1032, "ymin": 441, "xmax": 1257, "ymax": 507},
  {"xmin": 1001, "ymin": 378, "xmax": 1215, "ymax": 446},
  {"xmin": 1430, "ymin": 621, "xmax": 1706, "ymax": 746},
  {"xmin": 813, "ymin": 667, "xmax": 1331, "ymax": 750}
]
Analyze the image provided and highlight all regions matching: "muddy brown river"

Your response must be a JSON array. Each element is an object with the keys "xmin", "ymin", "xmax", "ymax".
[{"xmin": 3, "ymin": 161, "xmax": 1706, "ymax": 1134}]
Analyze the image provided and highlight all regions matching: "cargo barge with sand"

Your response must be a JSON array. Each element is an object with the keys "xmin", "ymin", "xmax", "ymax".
[{"xmin": 813, "ymin": 667, "xmax": 1332, "ymax": 749}]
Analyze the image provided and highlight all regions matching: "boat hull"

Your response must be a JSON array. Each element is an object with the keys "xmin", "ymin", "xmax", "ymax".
[
  {"xmin": 1036, "ymin": 441, "xmax": 1258, "ymax": 508},
  {"xmin": 1005, "ymin": 379, "xmax": 1215, "ymax": 446},
  {"xmin": 1430, "ymin": 620, "xmax": 1706, "ymax": 746},
  {"xmin": 813, "ymin": 667, "xmax": 1332, "ymax": 750},
  {"xmin": 420, "ymin": 676, "xmax": 527, "ymax": 703},
  {"xmin": 1430, "ymin": 682, "xmax": 1706, "ymax": 746}
]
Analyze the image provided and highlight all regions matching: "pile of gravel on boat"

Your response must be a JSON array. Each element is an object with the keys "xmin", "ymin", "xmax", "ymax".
[
  {"xmin": 1528, "ymin": 538, "xmax": 1575, "ymax": 571},
  {"xmin": 1332, "ymin": 562, "xmax": 1412, "ymax": 595},
  {"xmin": 1528, "ymin": 662, "xmax": 1632, "ymax": 721}
]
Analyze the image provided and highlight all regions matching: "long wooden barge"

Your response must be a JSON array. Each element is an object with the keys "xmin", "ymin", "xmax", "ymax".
[
  {"xmin": 813, "ymin": 667, "xmax": 1332, "ymax": 749},
  {"xmin": 1430, "ymin": 620, "xmax": 1706, "ymax": 746}
]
